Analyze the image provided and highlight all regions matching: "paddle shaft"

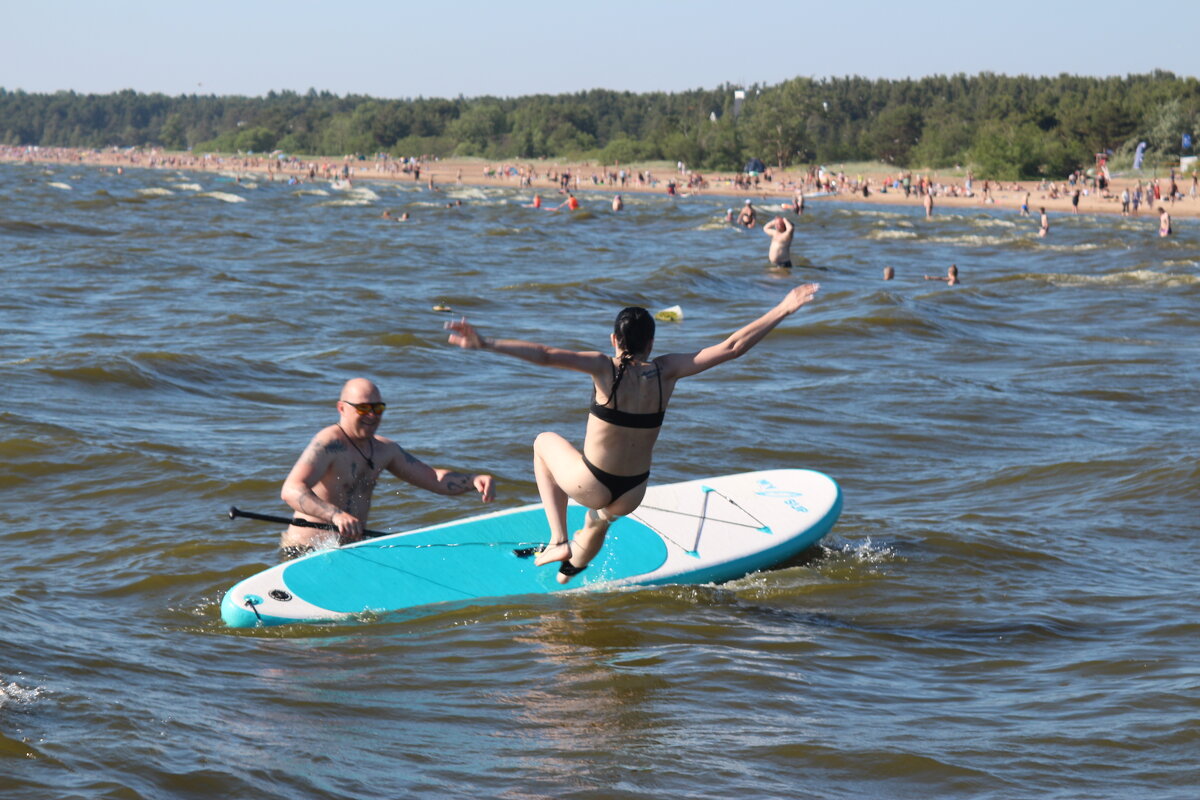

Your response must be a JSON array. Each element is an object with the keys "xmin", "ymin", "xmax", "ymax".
[{"xmin": 228, "ymin": 506, "xmax": 389, "ymax": 539}]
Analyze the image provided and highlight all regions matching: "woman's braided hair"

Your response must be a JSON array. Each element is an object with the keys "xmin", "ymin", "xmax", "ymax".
[{"xmin": 608, "ymin": 307, "xmax": 655, "ymax": 401}]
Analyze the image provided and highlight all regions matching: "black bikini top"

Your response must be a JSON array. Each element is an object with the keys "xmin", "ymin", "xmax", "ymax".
[{"xmin": 589, "ymin": 361, "xmax": 665, "ymax": 429}]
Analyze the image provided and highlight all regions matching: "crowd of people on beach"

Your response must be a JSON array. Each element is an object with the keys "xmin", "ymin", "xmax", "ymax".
[{"xmin": 5, "ymin": 144, "xmax": 1196, "ymax": 221}]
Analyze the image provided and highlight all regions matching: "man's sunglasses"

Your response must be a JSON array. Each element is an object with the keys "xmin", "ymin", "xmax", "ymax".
[{"xmin": 341, "ymin": 401, "xmax": 386, "ymax": 416}]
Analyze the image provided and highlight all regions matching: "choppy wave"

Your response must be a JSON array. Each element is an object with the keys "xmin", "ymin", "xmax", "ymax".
[
  {"xmin": 195, "ymin": 191, "xmax": 246, "ymax": 203},
  {"xmin": 1039, "ymin": 269, "xmax": 1200, "ymax": 288},
  {"xmin": 318, "ymin": 198, "xmax": 374, "ymax": 207},
  {"xmin": 969, "ymin": 217, "xmax": 1020, "ymax": 228},
  {"xmin": 0, "ymin": 219, "xmax": 114, "ymax": 237},
  {"xmin": 0, "ymin": 679, "xmax": 42, "ymax": 709},
  {"xmin": 926, "ymin": 233, "xmax": 1013, "ymax": 247}
]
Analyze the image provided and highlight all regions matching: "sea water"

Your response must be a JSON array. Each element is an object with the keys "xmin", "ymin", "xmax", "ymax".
[{"xmin": 1, "ymin": 163, "xmax": 1197, "ymax": 799}]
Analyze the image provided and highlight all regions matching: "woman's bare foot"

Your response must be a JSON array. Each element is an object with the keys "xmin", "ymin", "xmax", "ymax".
[{"xmin": 534, "ymin": 540, "xmax": 571, "ymax": 567}]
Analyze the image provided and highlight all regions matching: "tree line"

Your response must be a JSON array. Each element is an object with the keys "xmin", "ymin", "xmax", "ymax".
[{"xmin": 1, "ymin": 72, "xmax": 1197, "ymax": 179}]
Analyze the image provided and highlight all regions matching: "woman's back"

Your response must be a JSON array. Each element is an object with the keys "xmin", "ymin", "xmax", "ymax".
[{"xmin": 584, "ymin": 358, "xmax": 674, "ymax": 473}]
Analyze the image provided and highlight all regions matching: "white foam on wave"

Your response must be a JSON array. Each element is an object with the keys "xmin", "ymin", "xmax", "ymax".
[
  {"xmin": 852, "ymin": 209, "xmax": 907, "ymax": 220},
  {"xmin": 138, "ymin": 187, "xmax": 175, "ymax": 197},
  {"xmin": 1046, "ymin": 269, "xmax": 1200, "ymax": 288},
  {"xmin": 971, "ymin": 217, "xmax": 1019, "ymax": 229},
  {"xmin": 839, "ymin": 536, "xmax": 896, "ymax": 564},
  {"xmin": 318, "ymin": 198, "xmax": 374, "ymax": 207},
  {"xmin": 48, "ymin": 182, "xmax": 72, "ymax": 190},
  {"xmin": 293, "ymin": 189, "xmax": 330, "ymax": 197},
  {"xmin": 347, "ymin": 187, "xmax": 380, "ymax": 202},
  {"xmin": 1040, "ymin": 242, "xmax": 1106, "ymax": 252},
  {"xmin": 867, "ymin": 229, "xmax": 919, "ymax": 240},
  {"xmin": 1, "ymin": 680, "xmax": 43, "ymax": 708},
  {"xmin": 447, "ymin": 187, "xmax": 491, "ymax": 201},
  {"xmin": 172, "ymin": 183, "xmax": 203, "ymax": 191},
  {"xmin": 928, "ymin": 234, "xmax": 1011, "ymax": 247},
  {"xmin": 196, "ymin": 192, "xmax": 246, "ymax": 203}
]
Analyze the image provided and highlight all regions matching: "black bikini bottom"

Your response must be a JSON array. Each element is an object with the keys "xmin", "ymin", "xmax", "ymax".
[{"xmin": 582, "ymin": 453, "xmax": 649, "ymax": 503}]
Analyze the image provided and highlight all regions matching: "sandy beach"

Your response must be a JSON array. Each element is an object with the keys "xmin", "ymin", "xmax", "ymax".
[{"xmin": 3, "ymin": 145, "xmax": 1197, "ymax": 221}]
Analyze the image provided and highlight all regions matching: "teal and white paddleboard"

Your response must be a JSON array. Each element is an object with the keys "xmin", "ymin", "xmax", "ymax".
[{"xmin": 220, "ymin": 469, "xmax": 841, "ymax": 628}]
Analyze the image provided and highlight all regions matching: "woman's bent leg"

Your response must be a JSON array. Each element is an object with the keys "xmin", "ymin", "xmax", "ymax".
[
  {"xmin": 553, "ymin": 482, "xmax": 650, "ymax": 583},
  {"xmin": 531, "ymin": 432, "xmax": 610, "ymax": 567},
  {"xmin": 533, "ymin": 432, "xmax": 573, "ymax": 547}
]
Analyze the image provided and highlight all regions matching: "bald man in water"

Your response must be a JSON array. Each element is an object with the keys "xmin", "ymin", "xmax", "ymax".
[{"xmin": 279, "ymin": 378, "xmax": 495, "ymax": 557}]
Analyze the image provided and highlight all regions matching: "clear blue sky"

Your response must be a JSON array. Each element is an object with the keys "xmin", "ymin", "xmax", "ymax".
[{"xmin": 2, "ymin": 0, "xmax": 1195, "ymax": 99}]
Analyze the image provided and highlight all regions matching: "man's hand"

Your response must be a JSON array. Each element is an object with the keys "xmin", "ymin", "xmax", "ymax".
[
  {"xmin": 331, "ymin": 510, "xmax": 365, "ymax": 542},
  {"xmin": 474, "ymin": 474, "xmax": 495, "ymax": 503}
]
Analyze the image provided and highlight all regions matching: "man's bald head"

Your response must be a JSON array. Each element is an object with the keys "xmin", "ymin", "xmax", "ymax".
[{"xmin": 340, "ymin": 378, "xmax": 381, "ymax": 404}]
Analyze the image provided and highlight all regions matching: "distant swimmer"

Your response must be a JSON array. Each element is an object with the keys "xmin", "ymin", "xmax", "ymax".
[
  {"xmin": 724, "ymin": 208, "xmax": 735, "ymax": 224},
  {"xmin": 883, "ymin": 266, "xmax": 894, "ymax": 281},
  {"xmin": 612, "ymin": 194, "xmax": 623, "ymax": 212},
  {"xmin": 793, "ymin": 190, "xmax": 805, "ymax": 215},
  {"xmin": 1039, "ymin": 208, "xmax": 1049, "ymax": 238},
  {"xmin": 1020, "ymin": 191, "xmax": 1030, "ymax": 216},
  {"xmin": 1158, "ymin": 207, "xmax": 1172, "ymax": 237},
  {"xmin": 557, "ymin": 193, "xmax": 579, "ymax": 211},
  {"xmin": 738, "ymin": 199, "xmax": 757, "ymax": 228},
  {"xmin": 923, "ymin": 191, "xmax": 934, "ymax": 218},
  {"xmin": 924, "ymin": 264, "xmax": 959, "ymax": 286},
  {"xmin": 763, "ymin": 215, "xmax": 795, "ymax": 268},
  {"xmin": 526, "ymin": 194, "xmax": 543, "ymax": 209}
]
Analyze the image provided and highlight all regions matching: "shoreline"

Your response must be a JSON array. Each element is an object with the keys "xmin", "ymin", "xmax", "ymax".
[{"xmin": 3, "ymin": 146, "xmax": 1197, "ymax": 221}]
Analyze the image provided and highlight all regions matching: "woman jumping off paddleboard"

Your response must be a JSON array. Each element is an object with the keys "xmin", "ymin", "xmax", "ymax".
[{"xmin": 445, "ymin": 283, "xmax": 819, "ymax": 583}]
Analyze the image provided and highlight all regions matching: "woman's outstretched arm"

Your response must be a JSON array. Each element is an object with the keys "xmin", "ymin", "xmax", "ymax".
[
  {"xmin": 446, "ymin": 318, "xmax": 608, "ymax": 374},
  {"xmin": 658, "ymin": 284, "xmax": 820, "ymax": 380}
]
